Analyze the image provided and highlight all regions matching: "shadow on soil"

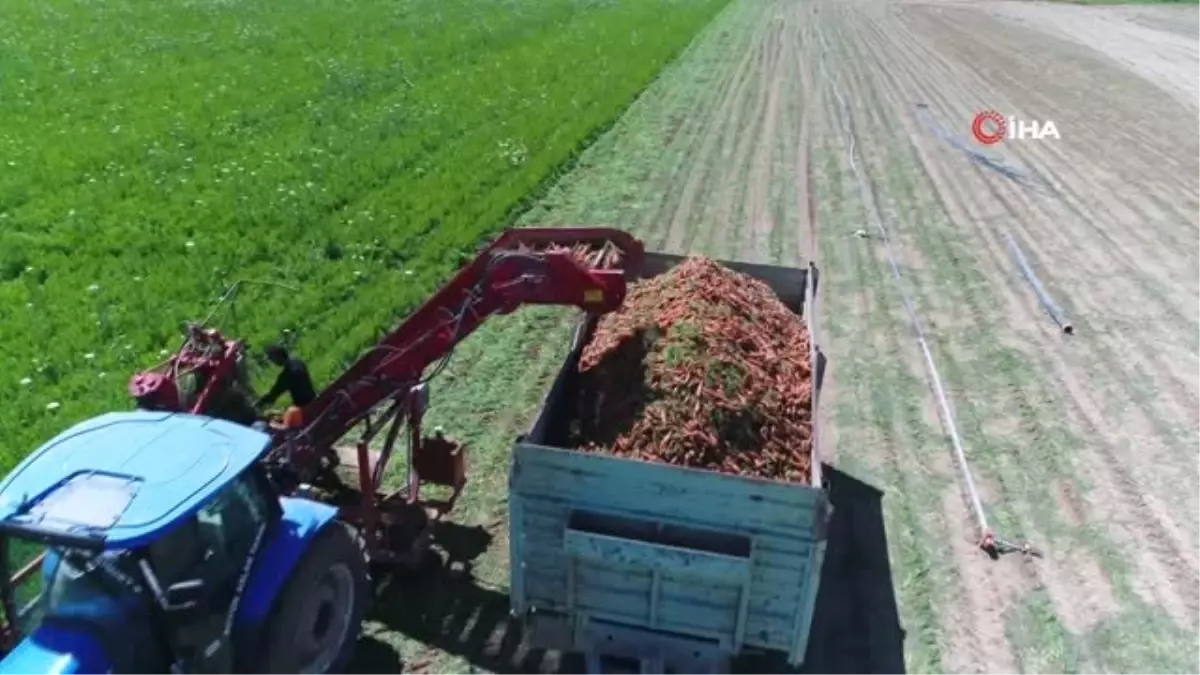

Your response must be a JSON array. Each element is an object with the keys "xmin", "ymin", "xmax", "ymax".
[
  {"xmin": 812, "ymin": 466, "xmax": 908, "ymax": 673},
  {"xmin": 350, "ymin": 465, "xmax": 906, "ymax": 674}
]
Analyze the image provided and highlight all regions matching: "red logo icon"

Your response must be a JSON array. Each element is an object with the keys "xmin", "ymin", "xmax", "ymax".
[{"xmin": 971, "ymin": 110, "xmax": 1006, "ymax": 145}]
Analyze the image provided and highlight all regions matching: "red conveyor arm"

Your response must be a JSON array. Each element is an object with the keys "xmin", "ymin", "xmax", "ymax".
[{"xmin": 291, "ymin": 227, "xmax": 644, "ymax": 454}]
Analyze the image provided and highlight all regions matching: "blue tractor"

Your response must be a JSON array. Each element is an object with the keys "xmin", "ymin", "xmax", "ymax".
[
  {"xmin": 0, "ymin": 411, "xmax": 367, "ymax": 674},
  {"xmin": 0, "ymin": 228, "xmax": 645, "ymax": 674}
]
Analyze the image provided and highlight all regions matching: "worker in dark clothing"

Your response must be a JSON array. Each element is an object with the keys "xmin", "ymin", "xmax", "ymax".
[{"xmin": 256, "ymin": 345, "xmax": 316, "ymax": 409}]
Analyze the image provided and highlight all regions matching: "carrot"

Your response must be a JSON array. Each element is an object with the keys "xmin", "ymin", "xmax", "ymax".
[{"xmin": 570, "ymin": 257, "xmax": 814, "ymax": 483}]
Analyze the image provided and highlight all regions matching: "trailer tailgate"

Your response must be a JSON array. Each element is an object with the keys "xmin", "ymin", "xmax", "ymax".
[{"xmin": 510, "ymin": 443, "xmax": 828, "ymax": 658}]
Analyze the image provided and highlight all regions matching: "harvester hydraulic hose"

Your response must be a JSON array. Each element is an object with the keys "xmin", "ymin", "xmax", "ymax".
[{"xmin": 815, "ymin": 18, "xmax": 1037, "ymax": 558}]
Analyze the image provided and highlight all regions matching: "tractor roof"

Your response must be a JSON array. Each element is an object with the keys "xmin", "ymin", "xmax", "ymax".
[{"xmin": 0, "ymin": 411, "xmax": 269, "ymax": 549}]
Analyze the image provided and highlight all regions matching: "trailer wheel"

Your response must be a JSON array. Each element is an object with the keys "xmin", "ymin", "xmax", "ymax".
[{"xmin": 259, "ymin": 522, "xmax": 368, "ymax": 674}]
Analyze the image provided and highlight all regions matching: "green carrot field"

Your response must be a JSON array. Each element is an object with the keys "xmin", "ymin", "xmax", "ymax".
[{"xmin": 0, "ymin": 0, "xmax": 729, "ymax": 470}]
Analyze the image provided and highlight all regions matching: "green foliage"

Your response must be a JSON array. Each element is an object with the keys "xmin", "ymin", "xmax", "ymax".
[{"xmin": 0, "ymin": 0, "xmax": 729, "ymax": 470}]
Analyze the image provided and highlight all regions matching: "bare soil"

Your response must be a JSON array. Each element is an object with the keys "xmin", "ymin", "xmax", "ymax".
[{"xmin": 798, "ymin": 0, "xmax": 1199, "ymax": 670}]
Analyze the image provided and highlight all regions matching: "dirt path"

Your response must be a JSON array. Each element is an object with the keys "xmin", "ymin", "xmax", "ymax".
[{"xmin": 358, "ymin": 1, "xmax": 1200, "ymax": 671}]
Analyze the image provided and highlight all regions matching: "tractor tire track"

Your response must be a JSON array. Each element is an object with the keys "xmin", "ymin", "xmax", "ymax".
[
  {"xmin": 660, "ymin": 6, "xmax": 773, "ymax": 256},
  {"xmin": 739, "ymin": 9, "xmax": 788, "ymax": 263},
  {"xmin": 701, "ymin": 20, "xmax": 774, "ymax": 258},
  {"xmin": 626, "ymin": 7, "xmax": 759, "ymax": 249},
  {"xmin": 716, "ymin": 21, "xmax": 776, "ymax": 259},
  {"xmin": 646, "ymin": 2, "xmax": 768, "ymax": 255},
  {"xmin": 770, "ymin": 14, "xmax": 803, "ymax": 268}
]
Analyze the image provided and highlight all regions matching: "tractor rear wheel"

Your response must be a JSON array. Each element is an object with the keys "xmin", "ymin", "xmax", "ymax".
[{"xmin": 259, "ymin": 522, "xmax": 368, "ymax": 674}]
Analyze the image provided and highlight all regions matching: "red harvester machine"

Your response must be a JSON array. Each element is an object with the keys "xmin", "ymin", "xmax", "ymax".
[{"xmin": 124, "ymin": 226, "xmax": 644, "ymax": 567}]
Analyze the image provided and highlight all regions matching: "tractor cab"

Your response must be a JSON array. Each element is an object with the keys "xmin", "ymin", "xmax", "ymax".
[{"xmin": 0, "ymin": 411, "xmax": 280, "ymax": 674}]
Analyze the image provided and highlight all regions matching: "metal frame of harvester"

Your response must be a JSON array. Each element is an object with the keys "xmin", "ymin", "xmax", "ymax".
[{"xmin": 144, "ymin": 227, "xmax": 641, "ymax": 564}]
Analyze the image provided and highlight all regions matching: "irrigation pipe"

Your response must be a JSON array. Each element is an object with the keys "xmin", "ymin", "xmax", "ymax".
[
  {"xmin": 813, "ymin": 22, "xmax": 1039, "ymax": 559},
  {"xmin": 913, "ymin": 103, "xmax": 1049, "ymax": 194},
  {"xmin": 1002, "ymin": 232, "xmax": 1073, "ymax": 334},
  {"xmin": 914, "ymin": 104, "xmax": 1074, "ymax": 335}
]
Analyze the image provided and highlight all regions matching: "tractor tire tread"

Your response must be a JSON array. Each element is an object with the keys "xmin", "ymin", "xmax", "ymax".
[{"xmin": 257, "ymin": 520, "xmax": 369, "ymax": 674}]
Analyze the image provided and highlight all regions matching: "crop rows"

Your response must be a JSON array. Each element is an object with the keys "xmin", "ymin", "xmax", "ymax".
[{"xmin": 0, "ymin": 0, "xmax": 729, "ymax": 469}]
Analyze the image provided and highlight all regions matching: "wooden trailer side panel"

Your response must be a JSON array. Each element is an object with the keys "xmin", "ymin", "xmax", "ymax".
[{"xmin": 509, "ymin": 443, "xmax": 829, "ymax": 660}]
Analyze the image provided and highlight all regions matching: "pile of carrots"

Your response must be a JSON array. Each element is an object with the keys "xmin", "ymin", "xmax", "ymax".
[{"xmin": 571, "ymin": 257, "xmax": 814, "ymax": 483}]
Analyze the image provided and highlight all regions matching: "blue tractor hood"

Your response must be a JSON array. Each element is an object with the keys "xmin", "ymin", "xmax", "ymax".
[{"xmin": 1, "ymin": 622, "xmax": 110, "ymax": 674}]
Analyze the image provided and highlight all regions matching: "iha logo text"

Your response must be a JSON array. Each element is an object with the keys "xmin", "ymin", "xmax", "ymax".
[{"xmin": 971, "ymin": 110, "xmax": 1060, "ymax": 145}]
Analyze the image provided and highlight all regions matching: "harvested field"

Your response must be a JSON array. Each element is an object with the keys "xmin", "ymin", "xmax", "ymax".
[
  {"xmin": 571, "ymin": 257, "xmax": 814, "ymax": 482},
  {"xmin": 387, "ymin": 0, "xmax": 1199, "ymax": 672}
]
